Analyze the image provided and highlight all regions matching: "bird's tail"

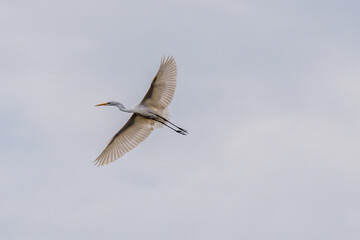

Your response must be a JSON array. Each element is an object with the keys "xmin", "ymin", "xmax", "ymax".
[{"xmin": 153, "ymin": 107, "xmax": 170, "ymax": 129}]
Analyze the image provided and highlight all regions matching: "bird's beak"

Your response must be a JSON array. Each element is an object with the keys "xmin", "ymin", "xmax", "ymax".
[{"xmin": 95, "ymin": 102, "xmax": 108, "ymax": 107}]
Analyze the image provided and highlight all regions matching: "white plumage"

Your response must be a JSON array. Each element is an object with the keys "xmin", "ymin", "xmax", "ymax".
[{"xmin": 94, "ymin": 56, "xmax": 187, "ymax": 166}]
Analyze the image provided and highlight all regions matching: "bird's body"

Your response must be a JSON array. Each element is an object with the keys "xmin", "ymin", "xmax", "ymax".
[
  {"xmin": 132, "ymin": 104, "xmax": 157, "ymax": 118},
  {"xmin": 94, "ymin": 56, "xmax": 187, "ymax": 166}
]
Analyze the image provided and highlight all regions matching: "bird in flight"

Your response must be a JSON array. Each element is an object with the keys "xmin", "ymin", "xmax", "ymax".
[{"xmin": 94, "ymin": 56, "xmax": 188, "ymax": 166}]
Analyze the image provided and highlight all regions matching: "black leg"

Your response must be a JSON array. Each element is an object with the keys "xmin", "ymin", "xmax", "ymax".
[
  {"xmin": 154, "ymin": 114, "xmax": 188, "ymax": 134},
  {"xmin": 153, "ymin": 118, "xmax": 187, "ymax": 135}
]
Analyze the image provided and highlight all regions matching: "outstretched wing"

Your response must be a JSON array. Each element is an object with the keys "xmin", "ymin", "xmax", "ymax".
[
  {"xmin": 141, "ymin": 56, "xmax": 177, "ymax": 109},
  {"xmin": 94, "ymin": 114, "xmax": 154, "ymax": 166}
]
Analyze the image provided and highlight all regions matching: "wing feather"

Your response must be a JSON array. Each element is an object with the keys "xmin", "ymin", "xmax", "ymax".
[
  {"xmin": 94, "ymin": 114, "xmax": 154, "ymax": 166},
  {"xmin": 141, "ymin": 56, "xmax": 177, "ymax": 109}
]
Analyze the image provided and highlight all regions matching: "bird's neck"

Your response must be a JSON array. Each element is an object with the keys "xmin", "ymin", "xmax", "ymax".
[{"xmin": 115, "ymin": 103, "xmax": 133, "ymax": 113}]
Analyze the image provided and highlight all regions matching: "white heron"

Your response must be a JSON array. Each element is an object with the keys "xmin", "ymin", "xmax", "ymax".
[{"xmin": 94, "ymin": 56, "xmax": 188, "ymax": 166}]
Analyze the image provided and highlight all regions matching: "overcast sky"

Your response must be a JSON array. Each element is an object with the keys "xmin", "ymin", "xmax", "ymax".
[{"xmin": 1, "ymin": 0, "xmax": 360, "ymax": 239}]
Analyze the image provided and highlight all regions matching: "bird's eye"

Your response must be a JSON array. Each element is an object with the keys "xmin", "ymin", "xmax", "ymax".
[{"xmin": 108, "ymin": 102, "xmax": 111, "ymax": 104}]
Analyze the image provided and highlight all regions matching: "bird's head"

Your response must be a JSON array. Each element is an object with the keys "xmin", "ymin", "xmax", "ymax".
[
  {"xmin": 95, "ymin": 101, "xmax": 127, "ymax": 111},
  {"xmin": 95, "ymin": 101, "xmax": 120, "ymax": 107}
]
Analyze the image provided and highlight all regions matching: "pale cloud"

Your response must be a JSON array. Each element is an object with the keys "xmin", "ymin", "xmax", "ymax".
[{"xmin": 1, "ymin": 0, "xmax": 360, "ymax": 239}]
